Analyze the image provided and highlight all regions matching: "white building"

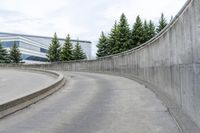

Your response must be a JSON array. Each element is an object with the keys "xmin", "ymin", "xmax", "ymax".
[{"xmin": 0, "ymin": 32, "xmax": 92, "ymax": 63}]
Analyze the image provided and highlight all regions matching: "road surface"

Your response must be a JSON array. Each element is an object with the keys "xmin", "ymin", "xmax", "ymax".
[
  {"xmin": 0, "ymin": 71, "xmax": 181, "ymax": 133},
  {"xmin": 0, "ymin": 69, "xmax": 55, "ymax": 105}
]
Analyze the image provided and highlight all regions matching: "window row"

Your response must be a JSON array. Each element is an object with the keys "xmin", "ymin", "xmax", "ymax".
[
  {"xmin": 1, "ymin": 41, "xmax": 48, "ymax": 53},
  {"xmin": 21, "ymin": 54, "xmax": 48, "ymax": 62}
]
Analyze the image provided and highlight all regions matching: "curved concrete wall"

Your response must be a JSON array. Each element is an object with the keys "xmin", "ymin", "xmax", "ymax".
[
  {"xmin": 44, "ymin": 0, "xmax": 199, "ymax": 132},
  {"xmin": 0, "ymin": 69, "xmax": 65, "ymax": 118},
  {"xmin": 0, "ymin": 0, "xmax": 199, "ymax": 132}
]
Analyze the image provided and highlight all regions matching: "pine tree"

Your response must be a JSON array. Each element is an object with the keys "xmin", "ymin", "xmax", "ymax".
[
  {"xmin": 131, "ymin": 15, "xmax": 144, "ymax": 48},
  {"xmin": 47, "ymin": 33, "xmax": 61, "ymax": 62},
  {"xmin": 0, "ymin": 43, "xmax": 10, "ymax": 63},
  {"xmin": 143, "ymin": 20, "xmax": 149, "ymax": 43},
  {"xmin": 108, "ymin": 21, "xmax": 120, "ymax": 54},
  {"xmin": 148, "ymin": 20, "xmax": 156, "ymax": 39},
  {"xmin": 156, "ymin": 13, "xmax": 168, "ymax": 33},
  {"xmin": 73, "ymin": 41, "xmax": 86, "ymax": 60},
  {"xmin": 96, "ymin": 32, "xmax": 108, "ymax": 58},
  {"xmin": 60, "ymin": 34, "xmax": 73, "ymax": 61},
  {"xmin": 9, "ymin": 43, "xmax": 22, "ymax": 63},
  {"xmin": 117, "ymin": 13, "xmax": 131, "ymax": 52}
]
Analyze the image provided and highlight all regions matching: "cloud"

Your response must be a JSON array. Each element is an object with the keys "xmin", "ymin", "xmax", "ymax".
[
  {"xmin": 0, "ymin": 0, "xmax": 68, "ymax": 17},
  {"xmin": 0, "ymin": 0, "xmax": 187, "ymax": 57}
]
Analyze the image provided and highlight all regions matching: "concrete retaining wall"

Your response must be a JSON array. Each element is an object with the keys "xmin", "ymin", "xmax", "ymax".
[
  {"xmin": 0, "ymin": 69, "xmax": 65, "ymax": 118},
  {"xmin": 0, "ymin": 0, "xmax": 199, "ymax": 132}
]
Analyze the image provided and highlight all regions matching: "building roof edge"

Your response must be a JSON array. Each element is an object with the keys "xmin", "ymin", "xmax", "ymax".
[{"xmin": 0, "ymin": 32, "xmax": 92, "ymax": 44}]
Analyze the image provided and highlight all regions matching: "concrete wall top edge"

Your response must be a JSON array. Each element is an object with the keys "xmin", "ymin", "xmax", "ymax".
[{"xmin": 94, "ymin": 0, "xmax": 193, "ymax": 60}]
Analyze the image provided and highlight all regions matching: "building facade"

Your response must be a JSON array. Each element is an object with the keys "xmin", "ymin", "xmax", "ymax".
[{"xmin": 0, "ymin": 32, "xmax": 92, "ymax": 63}]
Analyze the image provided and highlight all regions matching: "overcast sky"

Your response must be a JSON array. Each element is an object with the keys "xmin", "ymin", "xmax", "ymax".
[{"xmin": 0, "ymin": 0, "xmax": 186, "ymax": 56}]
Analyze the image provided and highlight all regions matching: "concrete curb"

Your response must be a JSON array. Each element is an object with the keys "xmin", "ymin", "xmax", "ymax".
[{"xmin": 0, "ymin": 69, "xmax": 65, "ymax": 119}]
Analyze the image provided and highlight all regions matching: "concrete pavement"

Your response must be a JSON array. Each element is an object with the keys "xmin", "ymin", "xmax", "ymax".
[
  {"xmin": 0, "ymin": 72, "xmax": 181, "ymax": 133},
  {"xmin": 0, "ymin": 69, "xmax": 55, "ymax": 104}
]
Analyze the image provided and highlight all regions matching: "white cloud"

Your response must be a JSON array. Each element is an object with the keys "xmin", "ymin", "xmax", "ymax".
[
  {"xmin": 0, "ymin": 0, "xmax": 187, "ymax": 57},
  {"xmin": 0, "ymin": 0, "xmax": 68, "ymax": 17}
]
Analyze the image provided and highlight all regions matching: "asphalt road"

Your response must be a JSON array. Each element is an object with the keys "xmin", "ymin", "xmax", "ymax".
[
  {"xmin": 0, "ymin": 71, "xmax": 181, "ymax": 133},
  {"xmin": 0, "ymin": 69, "xmax": 55, "ymax": 104}
]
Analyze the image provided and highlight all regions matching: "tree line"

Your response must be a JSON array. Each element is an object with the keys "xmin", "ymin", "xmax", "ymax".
[
  {"xmin": 0, "ymin": 33, "xmax": 86, "ymax": 63},
  {"xmin": 0, "ymin": 43, "xmax": 22, "ymax": 63},
  {"xmin": 47, "ymin": 33, "xmax": 87, "ymax": 62},
  {"xmin": 96, "ymin": 13, "xmax": 168, "ymax": 57}
]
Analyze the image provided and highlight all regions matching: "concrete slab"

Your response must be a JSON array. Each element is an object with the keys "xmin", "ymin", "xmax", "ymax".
[
  {"xmin": 0, "ymin": 72, "xmax": 181, "ymax": 133},
  {"xmin": 0, "ymin": 69, "xmax": 55, "ymax": 104}
]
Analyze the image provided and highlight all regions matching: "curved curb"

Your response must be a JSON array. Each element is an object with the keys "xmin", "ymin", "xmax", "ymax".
[{"xmin": 0, "ymin": 69, "xmax": 65, "ymax": 119}]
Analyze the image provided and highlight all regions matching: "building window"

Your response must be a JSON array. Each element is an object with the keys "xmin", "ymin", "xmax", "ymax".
[
  {"xmin": 22, "ymin": 54, "xmax": 48, "ymax": 62},
  {"xmin": 40, "ymin": 48, "xmax": 48, "ymax": 53},
  {"xmin": 1, "ymin": 41, "xmax": 19, "ymax": 48},
  {"xmin": 19, "ymin": 42, "xmax": 40, "ymax": 52}
]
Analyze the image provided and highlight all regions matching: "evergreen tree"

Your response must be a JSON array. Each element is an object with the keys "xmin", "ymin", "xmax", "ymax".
[
  {"xmin": 143, "ymin": 20, "xmax": 156, "ymax": 42},
  {"xmin": 108, "ymin": 21, "xmax": 120, "ymax": 54},
  {"xmin": 0, "ymin": 43, "xmax": 10, "ymax": 63},
  {"xmin": 47, "ymin": 33, "xmax": 61, "ymax": 62},
  {"xmin": 143, "ymin": 20, "xmax": 149, "ymax": 43},
  {"xmin": 148, "ymin": 20, "xmax": 156, "ymax": 39},
  {"xmin": 131, "ymin": 15, "xmax": 144, "ymax": 48},
  {"xmin": 60, "ymin": 34, "xmax": 73, "ymax": 61},
  {"xmin": 117, "ymin": 13, "xmax": 131, "ymax": 52},
  {"xmin": 9, "ymin": 43, "xmax": 22, "ymax": 63},
  {"xmin": 96, "ymin": 32, "xmax": 108, "ymax": 58},
  {"xmin": 156, "ymin": 13, "xmax": 168, "ymax": 33},
  {"xmin": 73, "ymin": 41, "xmax": 86, "ymax": 60}
]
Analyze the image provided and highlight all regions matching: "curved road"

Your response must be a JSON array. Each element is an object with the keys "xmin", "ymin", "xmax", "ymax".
[{"xmin": 0, "ymin": 72, "xmax": 180, "ymax": 133}]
